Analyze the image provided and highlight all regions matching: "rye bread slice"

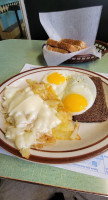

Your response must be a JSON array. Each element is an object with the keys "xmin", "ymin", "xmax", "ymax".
[{"xmin": 73, "ymin": 76, "xmax": 108, "ymax": 122}]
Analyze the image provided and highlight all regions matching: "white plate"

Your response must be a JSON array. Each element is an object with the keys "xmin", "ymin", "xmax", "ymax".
[{"xmin": 0, "ymin": 66, "xmax": 108, "ymax": 164}]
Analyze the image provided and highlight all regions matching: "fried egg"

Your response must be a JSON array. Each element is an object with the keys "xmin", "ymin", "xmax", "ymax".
[
  {"xmin": 42, "ymin": 70, "xmax": 71, "ymax": 99},
  {"xmin": 42, "ymin": 70, "xmax": 97, "ymax": 115},
  {"xmin": 62, "ymin": 73, "xmax": 97, "ymax": 115}
]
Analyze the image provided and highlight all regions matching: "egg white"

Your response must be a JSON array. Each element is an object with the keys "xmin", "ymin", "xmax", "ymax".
[
  {"xmin": 62, "ymin": 73, "xmax": 97, "ymax": 115},
  {"xmin": 42, "ymin": 70, "xmax": 97, "ymax": 115},
  {"xmin": 42, "ymin": 70, "xmax": 71, "ymax": 99}
]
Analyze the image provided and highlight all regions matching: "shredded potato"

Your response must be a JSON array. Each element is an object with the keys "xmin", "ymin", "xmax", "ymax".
[
  {"xmin": 2, "ymin": 79, "xmax": 80, "ymax": 160},
  {"xmin": 27, "ymin": 79, "xmax": 80, "ymax": 145}
]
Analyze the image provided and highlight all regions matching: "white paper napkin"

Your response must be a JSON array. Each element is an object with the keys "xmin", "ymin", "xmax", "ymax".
[{"xmin": 39, "ymin": 6, "xmax": 102, "ymax": 66}]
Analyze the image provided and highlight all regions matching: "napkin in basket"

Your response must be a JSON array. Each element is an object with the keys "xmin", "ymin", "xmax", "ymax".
[{"xmin": 39, "ymin": 6, "xmax": 102, "ymax": 66}]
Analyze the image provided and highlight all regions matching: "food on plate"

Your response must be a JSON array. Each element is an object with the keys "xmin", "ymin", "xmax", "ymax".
[
  {"xmin": 1, "ymin": 70, "xmax": 107, "ymax": 159},
  {"xmin": 1, "ymin": 78, "xmax": 80, "ymax": 159},
  {"xmin": 43, "ymin": 70, "xmax": 108, "ymax": 122},
  {"xmin": 46, "ymin": 38, "xmax": 87, "ymax": 54},
  {"xmin": 42, "ymin": 70, "xmax": 97, "ymax": 115},
  {"xmin": 42, "ymin": 70, "xmax": 70, "ymax": 99},
  {"xmin": 47, "ymin": 45, "xmax": 68, "ymax": 54},
  {"xmin": 62, "ymin": 74, "xmax": 96, "ymax": 115},
  {"xmin": 73, "ymin": 77, "xmax": 108, "ymax": 122}
]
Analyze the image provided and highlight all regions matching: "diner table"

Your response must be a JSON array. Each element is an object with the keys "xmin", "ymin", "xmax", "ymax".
[{"xmin": 0, "ymin": 39, "xmax": 108, "ymax": 196}]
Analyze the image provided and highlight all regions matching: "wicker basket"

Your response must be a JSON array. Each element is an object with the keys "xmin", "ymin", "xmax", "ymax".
[
  {"xmin": 43, "ymin": 40, "xmax": 108, "ymax": 64},
  {"xmin": 65, "ymin": 40, "xmax": 108, "ymax": 64}
]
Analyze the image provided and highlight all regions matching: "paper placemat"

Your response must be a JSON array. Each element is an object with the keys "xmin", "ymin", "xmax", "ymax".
[{"xmin": 0, "ymin": 64, "xmax": 108, "ymax": 179}]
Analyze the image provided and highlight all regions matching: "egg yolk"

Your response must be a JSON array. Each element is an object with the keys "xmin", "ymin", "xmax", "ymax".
[
  {"xmin": 47, "ymin": 72, "xmax": 66, "ymax": 85},
  {"xmin": 63, "ymin": 93, "xmax": 88, "ymax": 113}
]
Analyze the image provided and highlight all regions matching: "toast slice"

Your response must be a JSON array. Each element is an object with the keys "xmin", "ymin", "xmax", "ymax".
[
  {"xmin": 61, "ymin": 39, "xmax": 87, "ymax": 49},
  {"xmin": 46, "ymin": 38, "xmax": 87, "ymax": 54},
  {"xmin": 58, "ymin": 41, "xmax": 78, "ymax": 52},
  {"xmin": 46, "ymin": 39, "xmax": 59, "ymax": 47},
  {"xmin": 73, "ymin": 77, "xmax": 108, "ymax": 122},
  {"xmin": 46, "ymin": 45, "xmax": 68, "ymax": 54}
]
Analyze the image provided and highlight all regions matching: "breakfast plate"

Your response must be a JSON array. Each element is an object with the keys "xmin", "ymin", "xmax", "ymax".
[{"xmin": 0, "ymin": 66, "xmax": 108, "ymax": 164}]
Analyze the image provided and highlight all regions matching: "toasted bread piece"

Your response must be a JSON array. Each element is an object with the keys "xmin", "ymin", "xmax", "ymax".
[
  {"xmin": 61, "ymin": 39, "xmax": 87, "ymax": 49},
  {"xmin": 73, "ymin": 77, "xmax": 108, "ymax": 122},
  {"xmin": 46, "ymin": 39, "xmax": 59, "ymax": 47},
  {"xmin": 46, "ymin": 45, "xmax": 68, "ymax": 54},
  {"xmin": 58, "ymin": 41, "xmax": 78, "ymax": 52},
  {"xmin": 46, "ymin": 38, "xmax": 86, "ymax": 53},
  {"xmin": 74, "ymin": 45, "xmax": 82, "ymax": 51}
]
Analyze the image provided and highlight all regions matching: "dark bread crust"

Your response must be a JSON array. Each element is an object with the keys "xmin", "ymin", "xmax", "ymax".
[{"xmin": 73, "ymin": 77, "xmax": 108, "ymax": 122}]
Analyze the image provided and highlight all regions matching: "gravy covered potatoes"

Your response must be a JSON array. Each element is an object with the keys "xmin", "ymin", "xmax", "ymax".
[{"xmin": 1, "ymin": 72, "xmax": 81, "ymax": 159}]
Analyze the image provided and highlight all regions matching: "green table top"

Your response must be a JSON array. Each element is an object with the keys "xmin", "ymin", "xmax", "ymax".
[{"xmin": 0, "ymin": 39, "xmax": 108, "ymax": 195}]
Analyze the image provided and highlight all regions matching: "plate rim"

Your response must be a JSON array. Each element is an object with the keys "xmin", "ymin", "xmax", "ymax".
[
  {"xmin": 0, "ymin": 66, "xmax": 108, "ymax": 163},
  {"xmin": 0, "ymin": 138, "xmax": 108, "ymax": 164},
  {"xmin": 0, "ymin": 66, "xmax": 108, "ymax": 88}
]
